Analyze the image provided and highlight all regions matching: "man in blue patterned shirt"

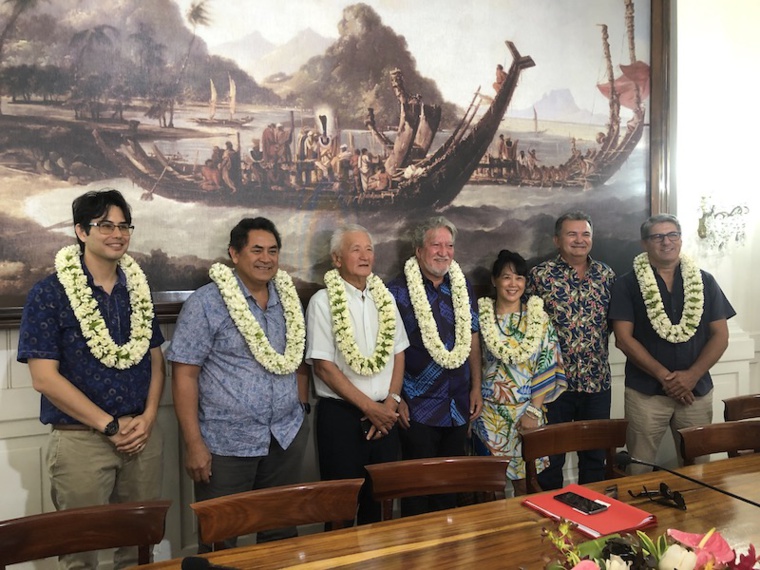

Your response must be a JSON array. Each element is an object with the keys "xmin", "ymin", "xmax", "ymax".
[
  {"xmin": 18, "ymin": 189, "xmax": 165, "ymax": 570},
  {"xmin": 388, "ymin": 216, "xmax": 482, "ymax": 516},
  {"xmin": 527, "ymin": 211, "xmax": 616, "ymax": 489},
  {"xmin": 167, "ymin": 217, "xmax": 309, "ymax": 551}
]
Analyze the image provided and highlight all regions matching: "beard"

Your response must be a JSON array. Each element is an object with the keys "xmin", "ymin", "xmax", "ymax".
[{"xmin": 420, "ymin": 258, "xmax": 451, "ymax": 279}]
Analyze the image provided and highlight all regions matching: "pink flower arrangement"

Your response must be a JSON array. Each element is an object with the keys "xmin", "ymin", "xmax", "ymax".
[
  {"xmin": 544, "ymin": 522, "xmax": 760, "ymax": 569},
  {"xmin": 658, "ymin": 529, "xmax": 759, "ymax": 570}
]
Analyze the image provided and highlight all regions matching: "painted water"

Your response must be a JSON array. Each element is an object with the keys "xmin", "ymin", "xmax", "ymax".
[{"xmin": 23, "ymin": 114, "xmax": 649, "ymax": 294}]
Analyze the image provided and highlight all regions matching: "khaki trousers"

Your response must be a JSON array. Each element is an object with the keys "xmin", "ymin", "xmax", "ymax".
[
  {"xmin": 624, "ymin": 387, "xmax": 713, "ymax": 475},
  {"xmin": 46, "ymin": 425, "xmax": 163, "ymax": 570}
]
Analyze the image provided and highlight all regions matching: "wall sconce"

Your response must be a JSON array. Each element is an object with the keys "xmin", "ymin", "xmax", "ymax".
[{"xmin": 697, "ymin": 196, "xmax": 749, "ymax": 252}]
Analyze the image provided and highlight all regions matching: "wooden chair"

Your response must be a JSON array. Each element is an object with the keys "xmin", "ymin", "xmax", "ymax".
[
  {"xmin": 723, "ymin": 394, "xmax": 760, "ymax": 421},
  {"xmin": 520, "ymin": 419, "xmax": 629, "ymax": 494},
  {"xmin": 190, "ymin": 479, "xmax": 364, "ymax": 550},
  {"xmin": 0, "ymin": 499, "xmax": 171, "ymax": 569},
  {"xmin": 678, "ymin": 420, "xmax": 760, "ymax": 465},
  {"xmin": 365, "ymin": 456, "xmax": 509, "ymax": 520}
]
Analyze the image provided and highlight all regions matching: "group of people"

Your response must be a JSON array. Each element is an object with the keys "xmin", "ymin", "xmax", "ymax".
[
  {"xmin": 200, "ymin": 141, "xmax": 240, "ymax": 192},
  {"xmin": 200, "ymin": 124, "xmax": 392, "ymax": 194},
  {"xmin": 486, "ymin": 135, "xmax": 542, "ymax": 181},
  {"xmin": 259, "ymin": 122, "xmax": 292, "ymax": 165},
  {"xmin": 17, "ymin": 188, "xmax": 734, "ymax": 568}
]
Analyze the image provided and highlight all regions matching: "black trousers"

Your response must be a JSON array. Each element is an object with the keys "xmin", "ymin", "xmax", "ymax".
[
  {"xmin": 399, "ymin": 420, "xmax": 469, "ymax": 517},
  {"xmin": 537, "ymin": 389, "xmax": 612, "ymax": 490},
  {"xmin": 316, "ymin": 397, "xmax": 400, "ymax": 524}
]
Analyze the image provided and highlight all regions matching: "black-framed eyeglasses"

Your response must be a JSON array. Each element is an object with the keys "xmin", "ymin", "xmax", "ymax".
[
  {"xmin": 628, "ymin": 482, "xmax": 686, "ymax": 511},
  {"xmin": 646, "ymin": 231, "xmax": 681, "ymax": 243},
  {"xmin": 89, "ymin": 222, "xmax": 135, "ymax": 236}
]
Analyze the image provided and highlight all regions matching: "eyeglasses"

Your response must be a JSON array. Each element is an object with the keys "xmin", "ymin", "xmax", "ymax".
[
  {"xmin": 628, "ymin": 482, "xmax": 686, "ymax": 511},
  {"xmin": 89, "ymin": 222, "xmax": 135, "ymax": 236},
  {"xmin": 646, "ymin": 231, "xmax": 681, "ymax": 243}
]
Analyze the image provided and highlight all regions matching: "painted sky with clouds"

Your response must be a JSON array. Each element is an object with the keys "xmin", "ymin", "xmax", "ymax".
[{"xmin": 174, "ymin": 0, "xmax": 651, "ymax": 112}]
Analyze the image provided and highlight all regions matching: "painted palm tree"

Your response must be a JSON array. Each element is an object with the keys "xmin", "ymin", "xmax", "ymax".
[
  {"xmin": 69, "ymin": 24, "xmax": 120, "ymax": 81},
  {"xmin": 129, "ymin": 22, "xmax": 166, "ymax": 97},
  {"xmin": 129, "ymin": 22, "xmax": 165, "ymax": 75},
  {"xmin": 0, "ymin": 0, "xmax": 44, "ymax": 114},
  {"xmin": 167, "ymin": 0, "xmax": 211, "ymax": 127}
]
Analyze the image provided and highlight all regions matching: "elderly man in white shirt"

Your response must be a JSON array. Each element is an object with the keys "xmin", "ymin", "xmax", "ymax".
[{"xmin": 306, "ymin": 224, "xmax": 409, "ymax": 524}]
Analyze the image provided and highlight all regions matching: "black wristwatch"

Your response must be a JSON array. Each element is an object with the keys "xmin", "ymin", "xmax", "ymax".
[
  {"xmin": 103, "ymin": 417, "xmax": 119, "ymax": 437},
  {"xmin": 301, "ymin": 402, "xmax": 312, "ymax": 415}
]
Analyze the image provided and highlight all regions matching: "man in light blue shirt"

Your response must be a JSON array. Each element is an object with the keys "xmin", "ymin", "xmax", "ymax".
[{"xmin": 167, "ymin": 217, "xmax": 309, "ymax": 551}]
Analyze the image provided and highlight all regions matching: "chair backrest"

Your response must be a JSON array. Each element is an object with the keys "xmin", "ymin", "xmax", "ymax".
[
  {"xmin": 190, "ymin": 479, "xmax": 364, "ymax": 549},
  {"xmin": 520, "ymin": 419, "xmax": 629, "ymax": 494},
  {"xmin": 678, "ymin": 420, "xmax": 760, "ymax": 465},
  {"xmin": 0, "ymin": 500, "xmax": 171, "ymax": 569},
  {"xmin": 365, "ymin": 456, "xmax": 509, "ymax": 520},
  {"xmin": 723, "ymin": 394, "xmax": 760, "ymax": 421}
]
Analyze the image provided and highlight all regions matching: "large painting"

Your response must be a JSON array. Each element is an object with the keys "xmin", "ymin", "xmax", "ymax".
[{"xmin": 0, "ymin": 0, "xmax": 667, "ymax": 323}]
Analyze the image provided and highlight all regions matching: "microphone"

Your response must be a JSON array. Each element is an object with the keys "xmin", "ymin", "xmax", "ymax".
[
  {"xmin": 615, "ymin": 451, "xmax": 760, "ymax": 509},
  {"xmin": 181, "ymin": 557, "xmax": 239, "ymax": 570}
]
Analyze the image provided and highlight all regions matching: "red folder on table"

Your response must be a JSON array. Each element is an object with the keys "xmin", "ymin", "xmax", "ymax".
[{"xmin": 522, "ymin": 483, "xmax": 656, "ymax": 538}]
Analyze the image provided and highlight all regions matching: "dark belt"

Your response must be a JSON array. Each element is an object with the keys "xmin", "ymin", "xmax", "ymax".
[
  {"xmin": 52, "ymin": 424, "xmax": 92, "ymax": 431},
  {"xmin": 52, "ymin": 415, "xmax": 134, "ymax": 432}
]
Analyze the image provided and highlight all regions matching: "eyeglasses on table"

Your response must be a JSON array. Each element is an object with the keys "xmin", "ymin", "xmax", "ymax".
[{"xmin": 628, "ymin": 482, "xmax": 687, "ymax": 511}]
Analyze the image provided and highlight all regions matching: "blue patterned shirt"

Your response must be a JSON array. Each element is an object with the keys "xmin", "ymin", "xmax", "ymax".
[
  {"xmin": 527, "ymin": 255, "xmax": 615, "ymax": 393},
  {"xmin": 388, "ymin": 270, "xmax": 479, "ymax": 427},
  {"xmin": 17, "ymin": 266, "xmax": 165, "ymax": 425},
  {"xmin": 165, "ymin": 276, "xmax": 304, "ymax": 457}
]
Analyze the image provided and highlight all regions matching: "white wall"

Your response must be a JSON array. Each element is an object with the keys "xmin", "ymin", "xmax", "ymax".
[
  {"xmin": 675, "ymin": 0, "xmax": 760, "ymax": 394},
  {"xmin": 1, "ymin": 0, "xmax": 759, "ymax": 565}
]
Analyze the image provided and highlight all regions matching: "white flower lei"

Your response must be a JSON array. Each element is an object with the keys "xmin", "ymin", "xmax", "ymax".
[
  {"xmin": 633, "ymin": 252, "xmax": 705, "ymax": 343},
  {"xmin": 209, "ymin": 263, "xmax": 305, "ymax": 375},
  {"xmin": 478, "ymin": 296, "xmax": 547, "ymax": 364},
  {"xmin": 404, "ymin": 257, "xmax": 472, "ymax": 369},
  {"xmin": 55, "ymin": 244, "xmax": 153, "ymax": 369},
  {"xmin": 324, "ymin": 269, "xmax": 397, "ymax": 376}
]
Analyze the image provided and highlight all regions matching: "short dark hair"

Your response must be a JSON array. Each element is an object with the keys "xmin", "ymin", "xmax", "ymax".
[
  {"xmin": 228, "ymin": 217, "xmax": 282, "ymax": 254},
  {"xmin": 72, "ymin": 188, "xmax": 132, "ymax": 252},
  {"xmin": 640, "ymin": 214, "xmax": 681, "ymax": 240},
  {"xmin": 554, "ymin": 211, "xmax": 593, "ymax": 236},
  {"xmin": 491, "ymin": 249, "xmax": 528, "ymax": 278}
]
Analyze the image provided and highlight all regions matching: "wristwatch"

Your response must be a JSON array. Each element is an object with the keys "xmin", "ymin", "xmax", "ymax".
[
  {"xmin": 103, "ymin": 416, "xmax": 119, "ymax": 437},
  {"xmin": 301, "ymin": 402, "xmax": 312, "ymax": 415},
  {"xmin": 388, "ymin": 392, "xmax": 402, "ymax": 404}
]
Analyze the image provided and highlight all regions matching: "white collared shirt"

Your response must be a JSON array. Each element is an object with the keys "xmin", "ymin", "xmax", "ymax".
[{"xmin": 305, "ymin": 278, "xmax": 409, "ymax": 401}]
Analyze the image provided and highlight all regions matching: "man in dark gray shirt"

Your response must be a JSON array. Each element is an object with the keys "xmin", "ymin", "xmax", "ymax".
[{"xmin": 609, "ymin": 214, "xmax": 735, "ymax": 474}]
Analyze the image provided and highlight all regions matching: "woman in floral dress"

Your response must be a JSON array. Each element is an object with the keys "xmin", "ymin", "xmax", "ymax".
[{"xmin": 473, "ymin": 250, "xmax": 567, "ymax": 495}]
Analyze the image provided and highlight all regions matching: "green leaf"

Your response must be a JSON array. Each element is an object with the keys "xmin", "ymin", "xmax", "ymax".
[
  {"xmin": 637, "ymin": 531, "xmax": 658, "ymax": 557},
  {"xmin": 577, "ymin": 534, "xmax": 620, "ymax": 560}
]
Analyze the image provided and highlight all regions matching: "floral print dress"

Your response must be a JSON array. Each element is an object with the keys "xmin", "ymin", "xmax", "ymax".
[{"xmin": 472, "ymin": 309, "xmax": 567, "ymax": 480}]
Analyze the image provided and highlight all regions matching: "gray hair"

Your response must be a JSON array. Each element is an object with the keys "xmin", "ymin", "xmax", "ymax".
[
  {"xmin": 411, "ymin": 216, "xmax": 457, "ymax": 249},
  {"xmin": 329, "ymin": 224, "xmax": 373, "ymax": 255},
  {"xmin": 554, "ymin": 211, "xmax": 593, "ymax": 236},
  {"xmin": 640, "ymin": 214, "xmax": 681, "ymax": 240}
]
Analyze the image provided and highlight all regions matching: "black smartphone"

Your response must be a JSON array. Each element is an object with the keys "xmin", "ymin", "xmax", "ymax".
[
  {"xmin": 360, "ymin": 418, "xmax": 373, "ymax": 436},
  {"xmin": 553, "ymin": 491, "xmax": 609, "ymax": 515}
]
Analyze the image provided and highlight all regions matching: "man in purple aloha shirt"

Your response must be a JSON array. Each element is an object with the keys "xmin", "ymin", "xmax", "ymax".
[
  {"xmin": 527, "ymin": 211, "xmax": 616, "ymax": 489},
  {"xmin": 388, "ymin": 216, "xmax": 482, "ymax": 516}
]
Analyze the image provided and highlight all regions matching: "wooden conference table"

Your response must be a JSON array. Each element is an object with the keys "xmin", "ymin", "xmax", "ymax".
[{"xmin": 146, "ymin": 455, "xmax": 760, "ymax": 569}]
